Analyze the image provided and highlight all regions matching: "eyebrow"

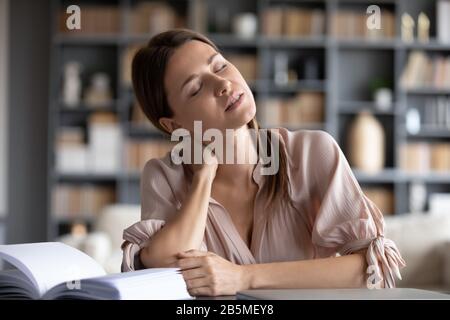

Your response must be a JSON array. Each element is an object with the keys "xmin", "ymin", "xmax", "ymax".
[{"xmin": 180, "ymin": 52, "xmax": 220, "ymax": 92}]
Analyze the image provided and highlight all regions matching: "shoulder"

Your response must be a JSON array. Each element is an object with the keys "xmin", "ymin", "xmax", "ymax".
[
  {"xmin": 275, "ymin": 128, "xmax": 340, "ymax": 167},
  {"xmin": 141, "ymin": 151, "xmax": 185, "ymax": 191},
  {"xmin": 277, "ymin": 127, "xmax": 337, "ymax": 146}
]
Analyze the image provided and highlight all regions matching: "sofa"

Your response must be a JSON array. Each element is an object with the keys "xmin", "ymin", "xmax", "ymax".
[
  {"xmin": 384, "ymin": 212, "xmax": 450, "ymax": 293},
  {"xmin": 57, "ymin": 204, "xmax": 450, "ymax": 293}
]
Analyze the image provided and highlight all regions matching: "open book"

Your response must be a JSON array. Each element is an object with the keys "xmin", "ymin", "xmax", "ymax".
[{"xmin": 0, "ymin": 242, "xmax": 193, "ymax": 300}]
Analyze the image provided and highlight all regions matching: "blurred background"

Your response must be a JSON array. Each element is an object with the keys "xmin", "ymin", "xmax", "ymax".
[{"xmin": 0, "ymin": 0, "xmax": 450, "ymax": 290}]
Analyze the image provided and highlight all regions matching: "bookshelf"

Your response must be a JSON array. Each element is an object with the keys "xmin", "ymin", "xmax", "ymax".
[{"xmin": 48, "ymin": 0, "xmax": 450, "ymax": 240}]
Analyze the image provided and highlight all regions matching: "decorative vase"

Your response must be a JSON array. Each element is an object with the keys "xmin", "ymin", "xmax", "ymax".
[{"xmin": 347, "ymin": 111, "xmax": 385, "ymax": 173}]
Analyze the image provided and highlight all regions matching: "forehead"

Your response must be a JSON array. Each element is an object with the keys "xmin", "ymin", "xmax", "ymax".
[{"xmin": 164, "ymin": 40, "xmax": 217, "ymax": 93}]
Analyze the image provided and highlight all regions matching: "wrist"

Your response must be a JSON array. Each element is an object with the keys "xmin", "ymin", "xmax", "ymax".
[
  {"xmin": 193, "ymin": 170, "xmax": 215, "ymax": 185},
  {"xmin": 239, "ymin": 264, "xmax": 256, "ymax": 290}
]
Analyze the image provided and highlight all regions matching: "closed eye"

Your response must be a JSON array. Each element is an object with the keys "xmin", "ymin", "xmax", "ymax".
[{"xmin": 190, "ymin": 64, "xmax": 228, "ymax": 97}]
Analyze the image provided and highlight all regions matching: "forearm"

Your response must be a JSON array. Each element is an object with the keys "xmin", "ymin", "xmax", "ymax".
[
  {"xmin": 243, "ymin": 252, "xmax": 368, "ymax": 290},
  {"xmin": 140, "ymin": 172, "xmax": 213, "ymax": 268}
]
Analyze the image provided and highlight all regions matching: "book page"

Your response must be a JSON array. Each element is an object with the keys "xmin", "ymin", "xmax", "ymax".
[{"xmin": 0, "ymin": 242, "xmax": 106, "ymax": 298}]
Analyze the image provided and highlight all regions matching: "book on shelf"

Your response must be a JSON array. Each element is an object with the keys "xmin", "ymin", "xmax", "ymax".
[
  {"xmin": 401, "ymin": 51, "xmax": 450, "ymax": 89},
  {"xmin": 56, "ymin": 113, "xmax": 123, "ymax": 175},
  {"xmin": 88, "ymin": 113, "xmax": 122, "ymax": 174},
  {"xmin": 0, "ymin": 242, "xmax": 192, "ymax": 300},
  {"xmin": 400, "ymin": 142, "xmax": 450, "ymax": 173},
  {"xmin": 52, "ymin": 184, "xmax": 116, "ymax": 220},
  {"xmin": 131, "ymin": 101, "xmax": 154, "ymax": 127},
  {"xmin": 429, "ymin": 193, "xmax": 450, "ymax": 214},
  {"xmin": 56, "ymin": 127, "xmax": 89, "ymax": 174},
  {"xmin": 423, "ymin": 97, "xmax": 450, "ymax": 129},
  {"xmin": 261, "ymin": 6, "xmax": 325, "ymax": 38},
  {"xmin": 58, "ymin": 5, "xmax": 120, "ymax": 34},
  {"xmin": 437, "ymin": 0, "xmax": 450, "ymax": 44},
  {"xmin": 130, "ymin": 2, "xmax": 183, "ymax": 35},
  {"xmin": 224, "ymin": 53, "xmax": 258, "ymax": 83},
  {"xmin": 258, "ymin": 92, "xmax": 324, "ymax": 127},
  {"xmin": 362, "ymin": 187, "xmax": 394, "ymax": 216},
  {"xmin": 125, "ymin": 140, "xmax": 175, "ymax": 172},
  {"xmin": 330, "ymin": 9, "xmax": 395, "ymax": 40},
  {"xmin": 261, "ymin": 6, "xmax": 283, "ymax": 37},
  {"xmin": 122, "ymin": 45, "xmax": 142, "ymax": 87}
]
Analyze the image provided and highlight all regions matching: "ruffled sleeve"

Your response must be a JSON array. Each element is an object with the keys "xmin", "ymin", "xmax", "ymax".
[
  {"xmin": 121, "ymin": 219, "xmax": 166, "ymax": 271},
  {"xmin": 120, "ymin": 159, "xmax": 173, "ymax": 271},
  {"xmin": 307, "ymin": 131, "xmax": 406, "ymax": 288}
]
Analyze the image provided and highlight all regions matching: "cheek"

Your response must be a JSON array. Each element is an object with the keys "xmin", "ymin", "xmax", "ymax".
[{"xmin": 177, "ymin": 102, "xmax": 218, "ymax": 127}]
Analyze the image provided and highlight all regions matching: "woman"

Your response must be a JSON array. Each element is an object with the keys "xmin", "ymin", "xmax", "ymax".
[{"xmin": 121, "ymin": 28, "xmax": 405, "ymax": 296}]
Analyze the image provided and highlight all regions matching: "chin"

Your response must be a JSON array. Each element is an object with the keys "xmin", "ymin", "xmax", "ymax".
[{"xmin": 229, "ymin": 102, "xmax": 256, "ymax": 129}]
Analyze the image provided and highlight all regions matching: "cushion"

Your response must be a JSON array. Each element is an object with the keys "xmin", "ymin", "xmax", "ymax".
[{"xmin": 384, "ymin": 212, "xmax": 450, "ymax": 287}]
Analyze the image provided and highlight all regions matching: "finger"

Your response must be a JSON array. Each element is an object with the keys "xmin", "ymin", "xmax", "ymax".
[
  {"xmin": 185, "ymin": 276, "xmax": 211, "ymax": 290},
  {"xmin": 181, "ymin": 267, "xmax": 208, "ymax": 280},
  {"xmin": 177, "ymin": 250, "xmax": 209, "ymax": 258},
  {"xmin": 188, "ymin": 286, "xmax": 216, "ymax": 297},
  {"xmin": 177, "ymin": 256, "xmax": 206, "ymax": 270},
  {"xmin": 167, "ymin": 261, "xmax": 178, "ymax": 268},
  {"xmin": 165, "ymin": 257, "xmax": 179, "ymax": 268}
]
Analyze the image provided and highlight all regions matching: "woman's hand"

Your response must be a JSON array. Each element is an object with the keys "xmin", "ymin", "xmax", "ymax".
[
  {"xmin": 175, "ymin": 250, "xmax": 248, "ymax": 297},
  {"xmin": 190, "ymin": 139, "xmax": 219, "ymax": 182}
]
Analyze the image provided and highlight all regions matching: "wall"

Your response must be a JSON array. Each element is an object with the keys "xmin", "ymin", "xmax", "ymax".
[
  {"xmin": 0, "ymin": 0, "xmax": 9, "ymax": 245},
  {"xmin": 6, "ymin": 0, "xmax": 50, "ymax": 243}
]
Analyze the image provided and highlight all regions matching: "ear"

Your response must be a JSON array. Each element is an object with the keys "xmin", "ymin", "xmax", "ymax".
[{"xmin": 159, "ymin": 117, "xmax": 181, "ymax": 134}]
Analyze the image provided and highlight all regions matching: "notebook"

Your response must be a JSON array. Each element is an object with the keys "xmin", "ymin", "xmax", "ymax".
[
  {"xmin": 236, "ymin": 288, "xmax": 450, "ymax": 300},
  {"xmin": 0, "ymin": 242, "xmax": 193, "ymax": 300}
]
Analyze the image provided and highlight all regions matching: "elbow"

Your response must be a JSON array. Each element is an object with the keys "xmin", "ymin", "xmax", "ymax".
[{"xmin": 139, "ymin": 245, "xmax": 177, "ymax": 269}]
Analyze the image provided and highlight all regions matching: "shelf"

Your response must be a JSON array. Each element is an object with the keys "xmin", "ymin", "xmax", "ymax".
[
  {"xmin": 53, "ymin": 172, "xmax": 118, "ymax": 182},
  {"xmin": 337, "ymin": 0, "xmax": 397, "ymax": 3},
  {"xmin": 53, "ymin": 33, "xmax": 121, "ymax": 45},
  {"xmin": 54, "ymin": 216, "xmax": 96, "ymax": 225},
  {"xmin": 120, "ymin": 171, "xmax": 141, "ymax": 181},
  {"xmin": 338, "ymin": 101, "xmax": 397, "ymax": 115},
  {"xmin": 261, "ymin": 35, "xmax": 327, "ymax": 48},
  {"xmin": 353, "ymin": 168, "xmax": 399, "ymax": 183},
  {"xmin": 47, "ymin": 0, "xmax": 450, "ymax": 233},
  {"xmin": 402, "ymin": 88, "xmax": 450, "ymax": 95},
  {"xmin": 407, "ymin": 127, "xmax": 450, "ymax": 138},
  {"xmin": 257, "ymin": 80, "xmax": 326, "ymax": 93},
  {"xmin": 354, "ymin": 168, "xmax": 450, "ymax": 184},
  {"xmin": 125, "ymin": 123, "xmax": 168, "ymax": 139},
  {"xmin": 53, "ymin": 34, "xmax": 450, "ymax": 51},
  {"xmin": 401, "ymin": 40, "xmax": 450, "ymax": 51},
  {"xmin": 120, "ymin": 33, "xmax": 159, "ymax": 45},
  {"xmin": 336, "ymin": 38, "xmax": 450, "ymax": 50},
  {"xmin": 403, "ymin": 172, "xmax": 450, "ymax": 183},
  {"xmin": 207, "ymin": 33, "xmax": 259, "ymax": 48},
  {"xmin": 59, "ymin": 106, "xmax": 117, "ymax": 114},
  {"xmin": 334, "ymin": 38, "xmax": 397, "ymax": 50}
]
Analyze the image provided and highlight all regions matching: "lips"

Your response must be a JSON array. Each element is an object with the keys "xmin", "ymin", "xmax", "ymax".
[{"xmin": 225, "ymin": 92, "xmax": 244, "ymax": 111}]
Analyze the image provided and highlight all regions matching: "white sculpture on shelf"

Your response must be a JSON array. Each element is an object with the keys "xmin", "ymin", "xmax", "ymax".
[
  {"xmin": 418, "ymin": 12, "xmax": 430, "ymax": 43},
  {"xmin": 84, "ymin": 72, "xmax": 113, "ymax": 108},
  {"xmin": 232, "ymin": 12, "xmax": 258, "ymax": 39},
  {"xmin": 409, "ymin": 181, "xmax": 427, "ymax": 214},
  {"xmin": 401, "ymin": 13, "xmax": 415, "ymax": 43},
  {"xmin": 62, "ymin": 61, "xmax": 82, "ymax": 108}
]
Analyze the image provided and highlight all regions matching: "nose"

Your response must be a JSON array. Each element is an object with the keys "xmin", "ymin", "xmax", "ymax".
[{"xmin": 213, "ymin": 75, "xmax": 232, "ymax": 97}]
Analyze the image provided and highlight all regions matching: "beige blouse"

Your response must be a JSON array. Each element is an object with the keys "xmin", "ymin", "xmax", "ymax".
[{"xmin": 121, "ymin": 128, "xmax": 406, "ymax": 288}]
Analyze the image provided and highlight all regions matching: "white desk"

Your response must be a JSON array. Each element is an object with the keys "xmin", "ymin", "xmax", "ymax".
[{"xmin": 236, "ymin": 288, "xmax": 450, "ymax": 300}]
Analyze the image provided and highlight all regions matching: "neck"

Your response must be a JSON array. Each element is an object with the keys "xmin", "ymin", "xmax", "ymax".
[{"xmin": 214, "ymin": 125, "xmax": 258, "ymax": 186}]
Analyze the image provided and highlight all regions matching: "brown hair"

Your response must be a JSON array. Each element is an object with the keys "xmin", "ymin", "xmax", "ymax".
[{"xmin": 132, "ymin": 28, "xmax": 292, "ymax": 210}]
